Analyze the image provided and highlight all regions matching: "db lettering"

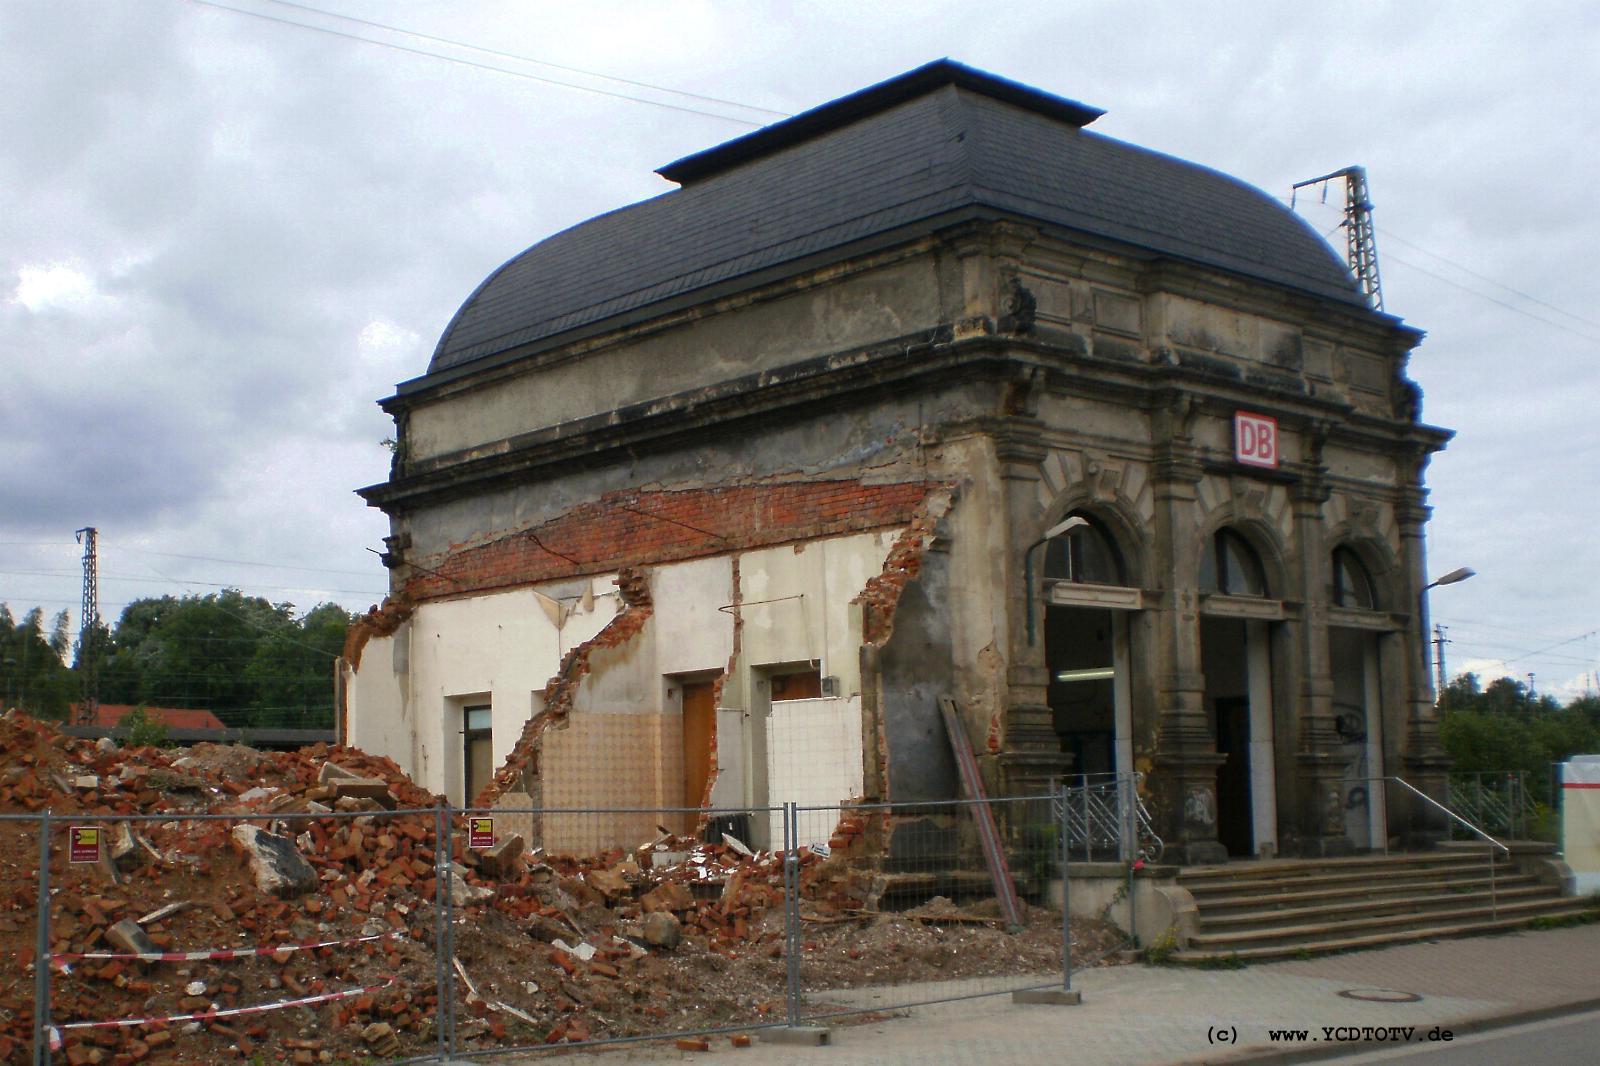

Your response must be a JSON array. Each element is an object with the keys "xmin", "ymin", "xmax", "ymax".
[{"xmin": 1234, "ymin": 413, "xmax": 1278, "ymax": 469}]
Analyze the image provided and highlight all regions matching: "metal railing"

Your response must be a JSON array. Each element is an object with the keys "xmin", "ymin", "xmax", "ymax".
[
  {"xmin": 1383, "ymin": 776, "xmax": 1512, "ymax": 920},
  {"xmin": 1446, "ymin": 771, "xmax": 1532, "ymax": 841},
  {"xmin": 1053, "ymin": 772, "xmax": 1163, "ymax": 864}
]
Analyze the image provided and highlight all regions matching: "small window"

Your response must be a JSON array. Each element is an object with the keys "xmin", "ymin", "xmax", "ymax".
[
  {"xmin": 463, "ymin": 703, "xmax": 492, "ymax": 804},
  {"xmin": 1200, "ymin": 528, "xmax": 1268, "ymax": 597},
  {"xmin": 1332, "ymin": 547, "xmax": 1377, "ymax": 609},
  {"xmin": 1043, "ymin": 514, "xmax": 1125, "ymax": 585},
  {"xmin": 771, "ymin": 668, "xmax": 822, "ymax": 701}
]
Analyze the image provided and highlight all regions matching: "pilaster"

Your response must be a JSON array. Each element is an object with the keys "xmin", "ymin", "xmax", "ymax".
[{"xmin": 1147, "ymin": 396, "xmax": 1226, "ymax": 864}]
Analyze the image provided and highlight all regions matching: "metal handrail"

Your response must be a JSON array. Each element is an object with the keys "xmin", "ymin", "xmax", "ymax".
[
  {"xmin": 1384, "ymin": 776, "xmax": 1511, "ymax": 855},
  {"xmin": 1053, "ymin": 772, "xmax": 1164, "ymax": 864},
  {"xmin": 1375, "ymin": 775, "xmax": 1510, "ymax": 919}
]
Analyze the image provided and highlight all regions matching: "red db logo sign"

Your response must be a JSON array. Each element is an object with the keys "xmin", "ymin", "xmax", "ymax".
[{"xmin": 1234, "ymin": 412, "xmax": 1278, "ymax": 469}]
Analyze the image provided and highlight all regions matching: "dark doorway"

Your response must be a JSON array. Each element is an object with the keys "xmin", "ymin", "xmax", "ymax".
[
  {"xmin": 1214, "ymin": 697, "xmax": 1253, "ymax": 856},
  {"xmin": 1045, "ymin": 605, "xmax": 1115, "ymax": 777}
]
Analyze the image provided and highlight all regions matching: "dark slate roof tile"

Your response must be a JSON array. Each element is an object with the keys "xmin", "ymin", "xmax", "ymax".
[{"xmin": 418, "ymin": 66, "xmax": 1360, "ymax": 383}]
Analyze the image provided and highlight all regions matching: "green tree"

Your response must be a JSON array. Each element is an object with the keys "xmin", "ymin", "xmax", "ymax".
[
  {"xmin": 243, "ymin": 602, "xmax": 351, "ymax": 728},
  {"xmin": 96, "ymin": 591, "xmax": 349, "ymax": 729},
  {"xmin": 0, "ymin": 604, "xmax": 77, "ymax": 719},
  {"xmin": 1439, "ymin": 672, "xmax": 1600, "ymax": 807}
]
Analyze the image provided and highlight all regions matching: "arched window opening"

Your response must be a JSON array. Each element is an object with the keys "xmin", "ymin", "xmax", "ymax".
[
  {"xmin": 1043, "ymin": 514, "xmax": 1126, "ymax": 585},
  {"xmin": 1200, "ymin": 528, "xmax": 1269, "ymax": 597},
  {"xmin": 1332, "ymin": 547, "xmax": 1377, "ymax": 609}
]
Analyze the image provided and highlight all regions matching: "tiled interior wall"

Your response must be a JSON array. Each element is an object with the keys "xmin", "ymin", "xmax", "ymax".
[
  {"xmin": 766, "ymin": 696, "xmax": 863, "ymax": 847},
  {"xmin": 539, "ymin": 712, "xmax": 686, "ymax": 853}
]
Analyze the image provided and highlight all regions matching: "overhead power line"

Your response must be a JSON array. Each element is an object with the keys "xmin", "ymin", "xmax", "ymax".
[
  {"xmin": 184, "ymin": 0, "xmax": 776, "ymax": 126},
  {"xmin": 261, "ymin": 0, "xmax": 789, "ymax": 118},
  {"xmin": 1377, "ymin": 230, "xmax": 1600, "ymax": 333},
  {"xmin": 1286, "ymin": 195, "xmax": 1600, "ymax": 347}
]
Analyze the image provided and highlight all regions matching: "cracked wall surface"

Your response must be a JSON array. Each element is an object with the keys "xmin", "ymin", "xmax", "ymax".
[{"xmin": 346, "ymin": 486, "xmax": 947, "ymax": 851}]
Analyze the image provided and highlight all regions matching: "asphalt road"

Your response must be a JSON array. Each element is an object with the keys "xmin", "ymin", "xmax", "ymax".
[{"xmin": 1330, "ymin": 1009, "xmax": 1600, "ymax": 1065}]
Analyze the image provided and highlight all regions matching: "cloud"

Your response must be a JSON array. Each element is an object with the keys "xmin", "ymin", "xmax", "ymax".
[{"xmin": 0, "ymin": 0, "xmax": 1593, "ymax": 681}]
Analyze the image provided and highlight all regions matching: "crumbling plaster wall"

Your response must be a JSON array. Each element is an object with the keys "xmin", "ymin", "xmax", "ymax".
[
  {"xmin": 347, "ymin": 528, "xmax": 906, "ymax": 839},
  {"xmin": 346, "ymin": 578, "xmax": 618, "ymax": 801}
]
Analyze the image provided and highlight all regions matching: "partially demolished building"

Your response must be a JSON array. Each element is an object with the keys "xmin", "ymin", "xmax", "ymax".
[{"xmin": 344, "ymin": 61, "xmax": 1452, "ymax": 863}]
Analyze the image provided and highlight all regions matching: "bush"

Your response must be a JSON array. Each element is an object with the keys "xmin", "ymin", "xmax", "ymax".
[{"xmin": 121, "ymin": 705, "xmax": 170, "ymax": 748}]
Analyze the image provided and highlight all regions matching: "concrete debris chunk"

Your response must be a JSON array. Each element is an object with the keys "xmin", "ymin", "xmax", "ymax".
[
  {"xmin": 111, "ymin": 822, "xmax": 162, "ymax": 873},
  {"xmin": 448, "ymin": 870, "xmax": 494, "ymax": 905},
  {"xmin": 361, "ymin": 1022, "xmax": 401, "ymax": 1057},
  {"xmin": 642, "ymin": 910, "xmax": 681, "ymax": 949},
  {"xmin": 106, "ymin": 918, "xmax": 158, "ymax": 958},
  {"xmin": 477, "ymin": 833, "xmax": 525, "ymax": 879},
  {"xmin": 550, "ymin": 938, "xmax": 596, "ymax": 962},
  {"xmin": 317, "ymin": 762, "xmax": 365, "ymax": 784},
  {"xmin": 583, "ymin": 865, "xmax": 629, "ymax": 900},
  {"xmin": 330, "ymin": 778, "xmax": 396, "ymax": 809},
  {"xmin": 641, "ymin": 880, "xmax": 695, "ymax": 914},
  {"xmin": 232, "ymin": 824, "xmax": 318, "ymax": 897},
  {"xmin": 722, "ymin": 832, "xmax": 754, "ymax": 857},
  {"xmin": 136, "ymin": 900, "xmax": 191, "ymax": 926}
]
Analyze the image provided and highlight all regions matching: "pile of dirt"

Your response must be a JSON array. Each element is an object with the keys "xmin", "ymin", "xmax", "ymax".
[{"xmin": 0, "ymin": 711, "xmax": 1126, "ymax": 1063}]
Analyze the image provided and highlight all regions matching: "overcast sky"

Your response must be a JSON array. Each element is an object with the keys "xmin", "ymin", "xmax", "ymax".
[{"xmin": 2, "ymin": 0, "xmax": 1595, "ymax": 700}]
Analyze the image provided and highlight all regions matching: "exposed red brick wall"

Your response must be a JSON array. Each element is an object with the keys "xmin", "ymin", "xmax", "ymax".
[
  {"xmin": 854, "ymin": 512, "xmax": 938, "ymax": 647},
  {"xmin": 404, "ymin": 480, "xmax": 935, "ymax": 602}
]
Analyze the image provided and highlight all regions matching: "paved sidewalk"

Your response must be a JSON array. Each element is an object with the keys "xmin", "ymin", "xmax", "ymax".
[{"xmin": 499, "ymin": 924, "xmax": 1600, "ymax": 1065}]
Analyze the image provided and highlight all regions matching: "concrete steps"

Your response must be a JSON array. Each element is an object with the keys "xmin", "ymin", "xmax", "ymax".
[{"xmin": 1173, "ymin": 850, "xmax": 1593, "ymax": 963}]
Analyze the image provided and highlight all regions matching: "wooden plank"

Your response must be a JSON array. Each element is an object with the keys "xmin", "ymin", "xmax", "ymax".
[{"xmin": 938, "ymin": 696, "xmax": 1025, "ymax": 930}]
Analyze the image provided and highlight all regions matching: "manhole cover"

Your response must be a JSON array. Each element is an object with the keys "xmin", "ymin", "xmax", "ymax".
[{"xmin": 1338, "ymin": 988, "xmax": 1424, "ymax": 1003}]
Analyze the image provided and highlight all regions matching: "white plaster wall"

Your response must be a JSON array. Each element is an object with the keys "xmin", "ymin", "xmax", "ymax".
[
  {"xmin": 344, "ymin": 630, "xmax": 410, "ymax": 776},
  {"xmin": 739, "ymin": 531, "xmax": 892, "ymax": 693},
  {"xmin": 765, "ymin": 696, "xmax": 866, "ymax": 848},
  {"xmin": 348, "ymin": 531, "xmax": 898, "ymax": 810},
  {"xmin": 650, "ymin": 556, "xmax": 737, "ymax": 680},
  {"xmin": 347, "ymin": 579, "xmax": 618, "ymax": 800}
]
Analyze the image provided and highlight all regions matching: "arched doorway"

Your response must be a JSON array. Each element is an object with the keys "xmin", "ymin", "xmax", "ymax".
[
  {"xmin": 1199, "ymin": 528, "xmax": 1280, "ymax": 858},
  {"xmin": 1042, "ymin": 514, "xmax": 1140, "ymax": 785},
  {"xmin": 1330, "ymin": 546, "xmax": 1388, "ymax": 850}
]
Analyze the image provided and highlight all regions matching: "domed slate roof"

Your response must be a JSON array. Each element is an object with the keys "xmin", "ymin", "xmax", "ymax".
[{"xmin": 419, "ymin": 60, "xmax": 1362, "ymax": 385}]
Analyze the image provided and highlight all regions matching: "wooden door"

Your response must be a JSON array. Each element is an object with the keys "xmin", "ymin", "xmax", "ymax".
[{"xmin": 682, "ymin": 681, "xmax": 716, "ymax": 808}]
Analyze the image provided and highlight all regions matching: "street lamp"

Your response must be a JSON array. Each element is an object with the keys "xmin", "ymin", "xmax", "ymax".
[
  {"xmin": 1426, "ymin": 567, "xmax": 1476, "ymax": 591},
  {"xmin": 1422, "ymin": 566, "xmax": 1475, "ymax": 692},
  {"xmin": 1025, "ymin": 516, "xmax": 1088, "ymax": 646}
]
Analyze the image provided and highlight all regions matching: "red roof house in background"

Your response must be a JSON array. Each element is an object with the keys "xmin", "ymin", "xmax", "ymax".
[{"xmin": 77, "ymin": 704, "xmax": 227, "ymax": 731}]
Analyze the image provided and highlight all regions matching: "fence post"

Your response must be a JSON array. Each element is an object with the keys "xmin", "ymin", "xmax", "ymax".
[
  {"xmin": 33, "ymin": 810, "xmax": 51, "ymax": 1066},
  {"xmin": 1059, "ymin": 785, "xmax": 1072, "ymax": 993},
  {"xmin": 433, "ymin": 802, "xmax": 448, "ymax": 1062},
  {"xmin": 1123, "ymin": 776, "xmax": 1138, "ymax": 946},
  {"xmin": 442, "ymin": 806, "xmax": 457, "ymax": 1059},
  {"xmin": 784, "ymin": 803, "xmax": 800, "ymax": 1027}
]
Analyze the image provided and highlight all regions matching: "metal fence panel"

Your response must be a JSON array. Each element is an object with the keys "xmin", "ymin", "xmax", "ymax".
[
  {"xmin": 443, "ymin": 803, "xmax": 794, "ymax": 1059},
  {"xmin": 792, "ymin": 795, "xmax": 1064, "ymax": 1023}
]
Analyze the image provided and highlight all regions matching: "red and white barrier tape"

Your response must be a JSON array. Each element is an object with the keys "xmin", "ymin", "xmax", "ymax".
[
  {"xmin": 48, "ymin": 975, "xmax": 397, "ymax": 1049},
  {"xmin": 52, "ymin": 930, "xmax": 401, "ymax": 968}
]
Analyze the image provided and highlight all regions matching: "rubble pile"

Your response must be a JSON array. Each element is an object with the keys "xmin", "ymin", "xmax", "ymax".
[{"xmin": 0, "ymin": 711, "xmax": 1122, "ymax": 1064}]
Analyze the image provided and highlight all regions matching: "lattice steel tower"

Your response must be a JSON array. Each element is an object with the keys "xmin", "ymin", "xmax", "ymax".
[
  {"xmin": 75, "ymin": 526, "xmax": 99, "ymax": 725},
  {"xmin": 1292, "ymin": 165, "xmax": 1384, "ymax": 312}
]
